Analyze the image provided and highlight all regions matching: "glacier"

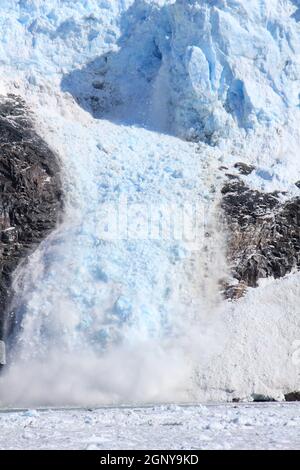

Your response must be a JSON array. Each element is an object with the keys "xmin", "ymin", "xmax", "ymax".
[{"xmin": 0, "ymin": 0, "xmax": 299, "ymax": 405}]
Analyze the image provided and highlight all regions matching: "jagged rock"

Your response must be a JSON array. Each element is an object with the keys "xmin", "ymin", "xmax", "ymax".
[
  {"xmin": 295, "ymin": 181, "xmax": 300, "ymax": 189},
  {"xmin": 234, "ymin": 162, "xmax": 255, "ymax": 175},
  {"xmin": 222, "ymin": 281, "xmax": 248, "ymax": 300},
  {"xmin": 0, "ymin": 94, "xmax": 62, "ymax": 345},
  {"xmin": 285, "ymin": 391, "xmax": 300, "ymax": 401},
  {"xmin": 222, "ymin": 178, "xmax": 300, "ymax": 296}
]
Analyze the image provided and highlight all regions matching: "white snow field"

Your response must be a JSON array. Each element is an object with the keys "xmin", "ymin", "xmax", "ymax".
[
  {"xmin": 0, "ymin": 0, "xmax": 299, "ymax": 419},
  {"xmin": 0, "ymin": 403, "xmax": 300, "ymax": 450}
]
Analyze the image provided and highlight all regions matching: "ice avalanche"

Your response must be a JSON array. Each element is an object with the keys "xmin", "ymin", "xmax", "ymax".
[{"xmin": 0, "ymin": 0, "xmax": 299, "ymax": 405}]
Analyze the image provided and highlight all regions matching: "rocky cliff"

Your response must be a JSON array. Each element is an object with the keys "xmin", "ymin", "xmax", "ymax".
[
  {"xmin": 222, "ymin": 171, "xmax": 300, "ymax": 299},
  {"xmin": 0, "ymin": 94, "xmax": 62, "ymax": 359}
]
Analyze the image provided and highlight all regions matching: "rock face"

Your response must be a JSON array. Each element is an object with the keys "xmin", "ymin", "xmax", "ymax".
[
  {"xmin": 0, "ymin": 94, "xmax": 62, "ymax": 350},
  {"xmin": 285, "ymin": 391, "xmax": 300, "ymax": 401},
  {"xmin": 222, "ymin": 178, "xmax": 300, "ymax": 298}
]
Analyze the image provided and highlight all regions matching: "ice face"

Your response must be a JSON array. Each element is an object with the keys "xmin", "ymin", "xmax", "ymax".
[
  {"xmin": 163, "ymin": 0, "xmax": 300, "ymax": 141},
  {"xmin": 0, "ymin": 1, "xmax": 300, "ymax": 405},
  {"xmin": 1, "ymin": 1, "xmax": 300, "ymax": 142}
]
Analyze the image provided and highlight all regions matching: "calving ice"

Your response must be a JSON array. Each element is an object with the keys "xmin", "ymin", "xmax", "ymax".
[
  {"xmin": 0, "ymin": 0, "xmax": 299, "ymax": 426},
  {"xmin": 99, "ymin": 454, "xmax": 199, "ymax": 466}
]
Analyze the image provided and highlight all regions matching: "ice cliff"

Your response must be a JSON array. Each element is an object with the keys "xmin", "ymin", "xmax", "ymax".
[
  {"xmin": 1, "ymin": 1, "xmax": 299, "ymax": 190},
  {"xmin": 60, "ymin": 0, "xmax": 300, "ymax": 187},
  {"xmin": 0, "ymin": 1, "xmax": 299, "ymax": 404}
]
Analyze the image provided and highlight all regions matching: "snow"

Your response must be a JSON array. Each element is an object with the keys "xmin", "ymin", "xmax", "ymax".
[
  {"xmin": 0, "ymin": 0, "xmax": 299, "ymax": 409},
  {"xmin": 194, "ymin": 273, "xmax": 300, "ymax": 402},
  {"xmin": 0, "ymin": 403, "xmax": 299, "ymax": 450}
]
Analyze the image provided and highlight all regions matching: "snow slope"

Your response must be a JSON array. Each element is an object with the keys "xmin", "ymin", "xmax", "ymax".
[{"xmin": 0, "ymin": 0, "xmax": 299, "ymax": 406}]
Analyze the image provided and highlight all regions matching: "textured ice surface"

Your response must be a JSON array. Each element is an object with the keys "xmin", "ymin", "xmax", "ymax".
[
  {"xmin": 3, "ymin": 0, "xmax": 300, "ymax": 131},
  {"xmin": 0, "ymin": 1, "xmax": 299, "ymax": 406},
  {"xmin": 0, "ymin": 403, "xmax": 300, "ymax": 450},
  {"xmin": 1, "ymin": 0, "xmax": 300, "ymax": 193}
]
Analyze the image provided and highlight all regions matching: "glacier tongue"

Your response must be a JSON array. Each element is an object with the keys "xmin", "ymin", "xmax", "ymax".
[{"xmin": 0, "ymin": 0, "xmax": 299, "ymax": 405}]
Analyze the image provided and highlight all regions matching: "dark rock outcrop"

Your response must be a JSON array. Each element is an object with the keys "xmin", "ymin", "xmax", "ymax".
[
  {"xmin": 285, "ymin": 391, "xmax": 300, "ymax": 401},
  {"xmin": 234, "ymin": 162, "xmax": 255, "ymax": 176},
  {"xmin": 251, "ymin": 394, "xmax": 277, "ymax": 402},
  {"xmin": 221, "ymin": 178, "xmax": 300, "ymax": 298},
  {"xmin": 0, "ymin": 94, "xmax": 62, "ymax": 351}
]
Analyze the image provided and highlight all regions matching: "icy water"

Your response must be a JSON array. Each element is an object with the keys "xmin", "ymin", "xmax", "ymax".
[{"xmin": 0, "ymin": 403, "xmax": 299, "ymax": 450}]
